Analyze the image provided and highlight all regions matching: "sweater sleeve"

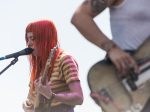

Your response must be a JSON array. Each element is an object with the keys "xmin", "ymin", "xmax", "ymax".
[{"xmin": 61, "ymin": 55, "xmax": 80, "ymax": 84}]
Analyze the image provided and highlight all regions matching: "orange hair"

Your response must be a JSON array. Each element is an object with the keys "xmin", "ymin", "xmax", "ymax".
[{"xmin": 25, "ymin": 20, "xmax": 60, "ymax": 89}]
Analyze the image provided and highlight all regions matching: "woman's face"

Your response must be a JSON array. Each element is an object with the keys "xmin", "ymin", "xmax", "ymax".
[{"xmin": 26, "ymin": 32, "xmax": 38, "ymax": 56}]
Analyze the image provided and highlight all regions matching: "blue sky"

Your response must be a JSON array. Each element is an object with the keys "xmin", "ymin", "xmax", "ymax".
[{"xmin": 0, "ymin": 0, "xmax": 111, "ymax": 112}]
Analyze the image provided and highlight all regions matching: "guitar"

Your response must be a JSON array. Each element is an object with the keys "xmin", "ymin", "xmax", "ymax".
[
  {"xmin": 87, "ymin": 37, "xmax": 150, "ymax": 112},
  {"xmin": 23, "ymin": 46, "xmax": 58, "ymax": 112},
  {"xmin": 34, "ymin": 46, "xmax": 58, "ymax": 112}
]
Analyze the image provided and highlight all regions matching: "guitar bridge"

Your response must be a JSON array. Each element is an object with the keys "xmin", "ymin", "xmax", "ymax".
[{"xmin": 122, "ymin": 59, "xmax": 150, "ymax": 92}]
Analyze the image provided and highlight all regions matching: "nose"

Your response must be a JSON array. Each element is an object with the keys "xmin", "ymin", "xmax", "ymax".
[{"xmin": 27, "ymin": 39, "xmax": 33, "ymax": 48}]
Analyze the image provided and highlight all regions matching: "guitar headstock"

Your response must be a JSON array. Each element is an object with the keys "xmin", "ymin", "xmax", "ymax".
[{"xmin": 49, "ymin": 44, "xmax": 58, "ymax": 59}]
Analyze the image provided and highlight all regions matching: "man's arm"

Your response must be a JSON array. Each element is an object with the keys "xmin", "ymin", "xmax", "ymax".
[
  {"xmin": 71, "ymin": 0, "xmax": 138, "ymax": 75},
  {"xmin": 71, "ymin": 0, "xmax": 116, "ymax": 51}
]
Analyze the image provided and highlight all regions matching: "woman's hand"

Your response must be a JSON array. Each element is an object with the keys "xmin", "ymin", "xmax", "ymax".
[
  {"xmin": 34, "ymin": 77, "xmax": 53, "ymax": 99},
  {"xmin": 22, "ymin": 100, "xmax": 33, "ymax": 112},
  {"xmin": 107, "ymin": 47, "xmax": 139, "ymax": 77}
]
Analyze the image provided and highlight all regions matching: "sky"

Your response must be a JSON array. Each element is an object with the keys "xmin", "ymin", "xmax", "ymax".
[{"xmin": 0, "ymin": 0, "xmax": 111, "ymax": 112}]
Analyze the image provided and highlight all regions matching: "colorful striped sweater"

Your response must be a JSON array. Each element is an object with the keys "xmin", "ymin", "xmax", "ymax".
[{"xmin": 50, "ymin": 50, "xmax": 80, "ymax": 106}]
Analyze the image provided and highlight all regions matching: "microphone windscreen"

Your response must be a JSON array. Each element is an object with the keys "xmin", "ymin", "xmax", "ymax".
[{"xmin": 24, "ymin": 48, "xmax": 34, "ymax": 55}]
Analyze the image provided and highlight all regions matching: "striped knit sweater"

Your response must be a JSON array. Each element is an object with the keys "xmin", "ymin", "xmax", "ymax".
[
  {"xmin": 49, "ymin": 50, "xmax": 80, "ymax": 106},
  {"xmin": 27, "ymin": 49, "xmax": 80, "ymax": 107}
]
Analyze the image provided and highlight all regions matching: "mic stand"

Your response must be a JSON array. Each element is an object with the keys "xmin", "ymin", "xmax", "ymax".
[{"xmin": 0, "ymin": 57, "xmax": 18, "ymax": 75}]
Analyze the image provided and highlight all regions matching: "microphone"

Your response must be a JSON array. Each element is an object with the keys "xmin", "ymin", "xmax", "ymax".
[{"xmin": 0, "ymin": 48, "xmax": 33, "ymax": 60}]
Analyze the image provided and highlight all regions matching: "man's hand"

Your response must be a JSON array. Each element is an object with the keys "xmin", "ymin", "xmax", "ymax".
[{"xmin": 107, "ymin": 47, "xmax": 139, "ymax": 76}]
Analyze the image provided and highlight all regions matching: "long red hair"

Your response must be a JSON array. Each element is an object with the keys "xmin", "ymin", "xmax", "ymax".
[{"xmin": 25, "ymin": 20, "xmax": 60, "ymax": 88}]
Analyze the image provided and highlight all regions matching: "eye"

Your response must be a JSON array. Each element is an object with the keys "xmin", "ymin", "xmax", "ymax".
[{"xmin": 31, "ymin": 36, "xmax": 35, "ymax": 41}]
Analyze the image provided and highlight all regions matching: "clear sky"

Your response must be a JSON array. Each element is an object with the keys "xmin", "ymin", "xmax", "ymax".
[{"xmin": 0, "ymin": 0, "xmax": 111, "ymax": 112}]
